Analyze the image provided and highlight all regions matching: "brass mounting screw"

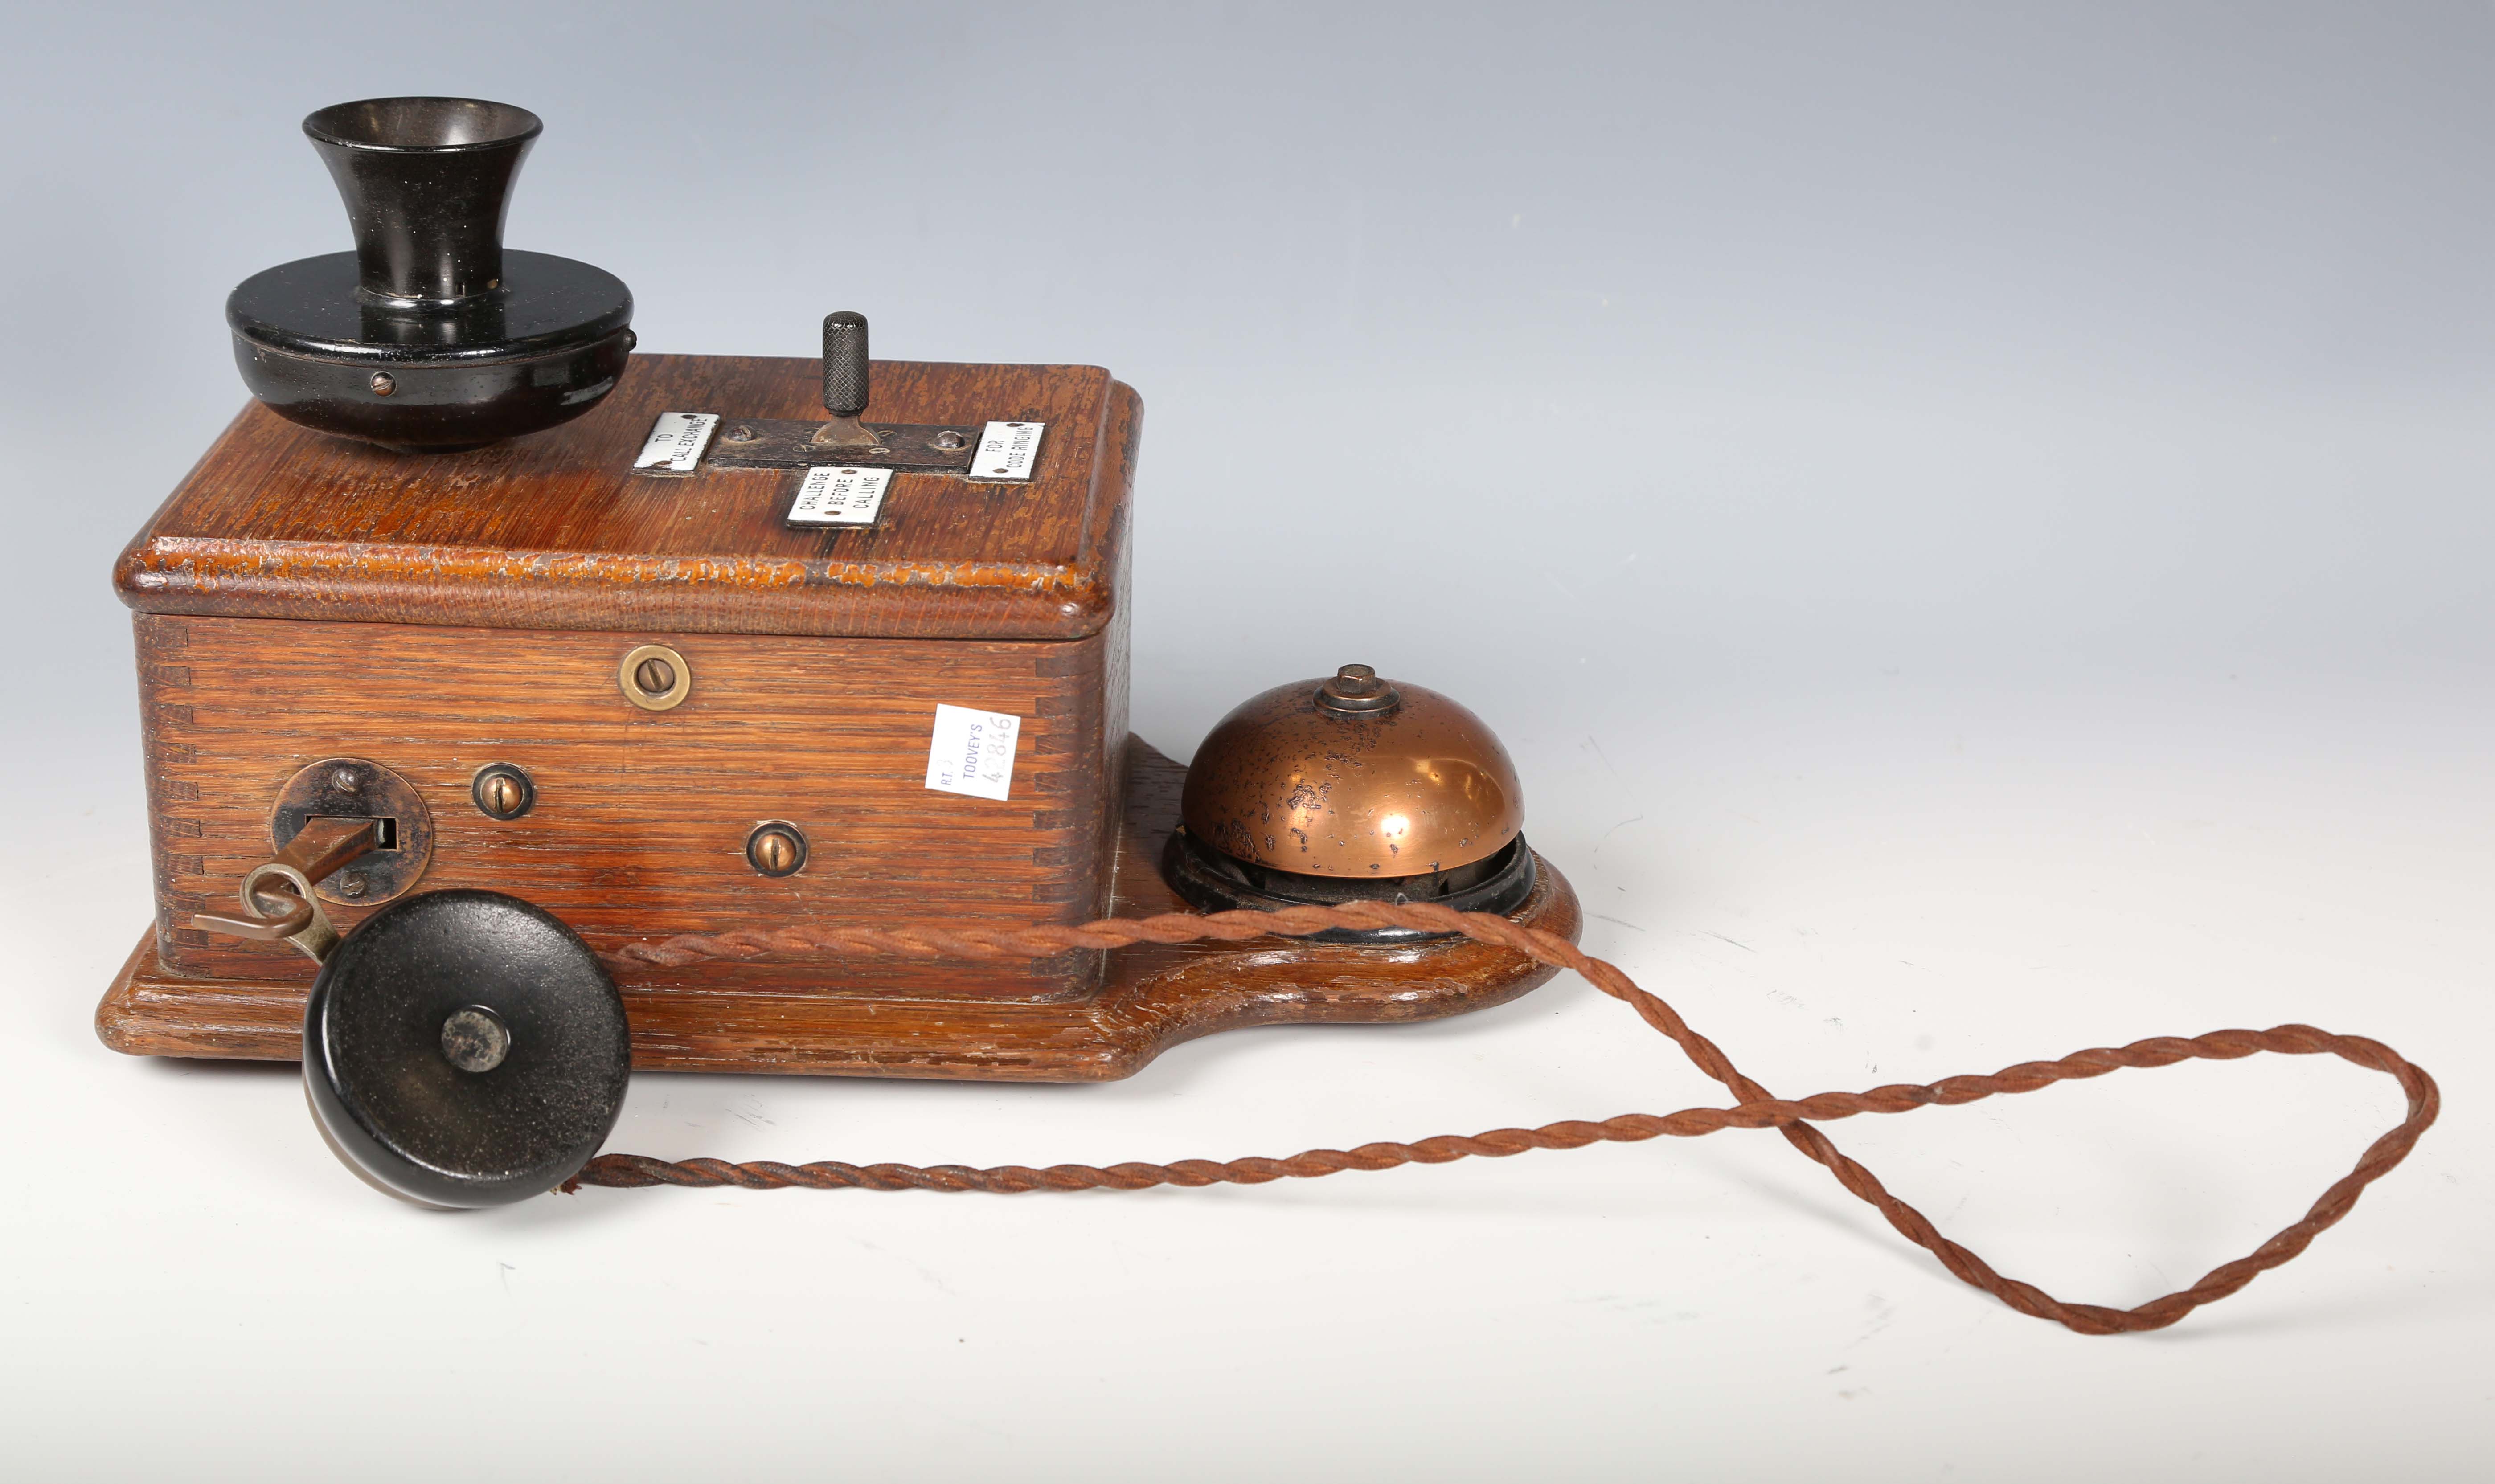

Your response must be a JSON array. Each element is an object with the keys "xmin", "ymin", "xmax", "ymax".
[{"xmin": 619, "ymin": 644, "xmax": 692, "ymax": 712}]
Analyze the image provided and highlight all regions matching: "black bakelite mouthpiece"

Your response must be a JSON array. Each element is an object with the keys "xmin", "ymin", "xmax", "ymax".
[{"xmin": 225, "ymin": 98, "xmax": 635, "ymax": 453}]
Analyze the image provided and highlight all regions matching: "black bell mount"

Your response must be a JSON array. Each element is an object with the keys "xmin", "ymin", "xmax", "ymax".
[{"xmin": 226, "ymin": 98, "xmax": 635, "ymax": 453}]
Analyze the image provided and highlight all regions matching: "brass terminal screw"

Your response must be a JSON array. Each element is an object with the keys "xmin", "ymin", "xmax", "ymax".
[
  {"xmin": 746, "ymin": 822, "xmax": 808, "ymax": 878},
  {"xmin": 635, "ymin": 656, "xmax": 676, "ymax": 695},
  {"xmin": 369, "ymin": 372, "xmax": 396, "ymax": 396},
  {"xmin": 471, "ymin": 764, "xmax": 535, "ymax": 821}
]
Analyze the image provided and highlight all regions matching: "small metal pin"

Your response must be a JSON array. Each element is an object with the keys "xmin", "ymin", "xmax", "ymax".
[{"xmin": 439, "ymin": 1006, "xmax": 512, "ymax": 1074}]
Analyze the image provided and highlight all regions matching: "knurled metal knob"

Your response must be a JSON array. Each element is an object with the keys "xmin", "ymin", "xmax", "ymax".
[{"xmin": 822, "ymin": 311, "xmax": 869, "ymax": 417}]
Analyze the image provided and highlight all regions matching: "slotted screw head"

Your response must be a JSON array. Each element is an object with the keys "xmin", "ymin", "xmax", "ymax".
[
  {"xmin": 471, "ymin": 764, "xmax": 536, "ymax": 821},
  {"xmin": 746, "ymin": 822, "xmax": 808, "ymax": 877}
]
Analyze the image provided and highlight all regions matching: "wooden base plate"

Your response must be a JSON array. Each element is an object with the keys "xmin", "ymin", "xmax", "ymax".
[{"xmin": 95, "ymin": 738, "xmax": 1580, "ymax": 1082}]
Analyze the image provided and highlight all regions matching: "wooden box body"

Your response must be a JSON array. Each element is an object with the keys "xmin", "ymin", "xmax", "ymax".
[{"xmin": 117, "ymin": 355, "xmax": 1139, "ymax": 1002}]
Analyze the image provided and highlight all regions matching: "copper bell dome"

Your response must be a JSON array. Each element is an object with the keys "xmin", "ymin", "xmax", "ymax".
[{"xmin": 1164, "ymin": 665, "xmax": 1536, "ymax": 940}]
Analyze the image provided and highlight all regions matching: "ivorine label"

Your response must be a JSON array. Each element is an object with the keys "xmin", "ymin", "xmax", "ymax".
[
  {"xmin": 635, "ymin": 411, "xmax": 720, "ymax": 471},
  {"xmin": 966, "ymin": 421, "xmax": 1045, "ymax": 482},
  {"xmin": 788, "ymin": 465, "xmax": 894, "ymax": 525}
]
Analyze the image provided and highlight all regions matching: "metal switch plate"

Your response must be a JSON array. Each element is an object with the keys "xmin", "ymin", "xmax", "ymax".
[{"xmin": 680, "ymin": 419, "xmax": 983, "ymax": 473}]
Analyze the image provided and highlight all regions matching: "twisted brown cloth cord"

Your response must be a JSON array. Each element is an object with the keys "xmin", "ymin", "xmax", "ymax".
[{"xmin": 577, "ymin": 900, "xmax": 2438, "ymax": 1336}]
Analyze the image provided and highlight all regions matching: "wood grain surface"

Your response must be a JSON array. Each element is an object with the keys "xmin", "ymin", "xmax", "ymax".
[
  {"xmin": 138, "ymin": 612, "xmax": 1123, "ymax": 999},
  {"xmin": 98, "ymin": 740, "xmax": 1580, "ymax": 1080},
  {"xmin": 116, "ymin": 356, "xmax": 1140, "ymax": 641}
]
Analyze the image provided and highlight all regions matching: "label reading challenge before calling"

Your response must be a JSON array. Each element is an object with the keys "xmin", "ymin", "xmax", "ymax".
[{"xmin": 788, "ymin": 466, "xmax": 893, "ymax": 525}]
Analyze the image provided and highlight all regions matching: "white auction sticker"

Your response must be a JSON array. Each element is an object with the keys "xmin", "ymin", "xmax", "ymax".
[
  {"xmin": 925, "ymin": 704, "xmax": 1020, "ymax": 801},
  {"xmin": 788, "ymin": 465, "xmax": 894, "ymax": 525},
  {"xmin": 634, "ymin": 411, "xmax": 720, "ymax": 471},
  {"xmin": 966, "ymin": 421, "xmax": 1045, "ymax": 482}
]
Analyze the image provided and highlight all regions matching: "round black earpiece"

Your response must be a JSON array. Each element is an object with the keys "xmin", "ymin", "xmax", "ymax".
[{"xmin": 302, "ymin": 889, "xmax": 629, "ymax": 1208}]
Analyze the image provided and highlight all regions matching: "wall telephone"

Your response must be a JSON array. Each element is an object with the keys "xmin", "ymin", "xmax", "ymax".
[{"xmin": 98, "ymin": 98, "xmax": 2438, "ymax": 1336}]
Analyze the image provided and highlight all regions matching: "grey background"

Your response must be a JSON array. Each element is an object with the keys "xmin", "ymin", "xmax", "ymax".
[{"xmin": 3, "ymin": 4, "xmax": 2488, "ymax": 1480}]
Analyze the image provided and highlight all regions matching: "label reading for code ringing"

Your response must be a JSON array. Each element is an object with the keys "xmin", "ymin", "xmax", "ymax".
[{"xmin": 964, "ymin": 421, "xmax": 1045, "ymax": 482}]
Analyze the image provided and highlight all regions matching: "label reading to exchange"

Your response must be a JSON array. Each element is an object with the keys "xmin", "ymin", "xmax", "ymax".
[
  {"xmin": 925, "ymin": 704, "xmax": 1020, "ymax": 801},
  {"xmin": 788, "ymin": 465, "xmax": 894, "ymax": 525},
  {"xmin": 634, "ymin": 411, "xmax": 720, "ymax": 471}
]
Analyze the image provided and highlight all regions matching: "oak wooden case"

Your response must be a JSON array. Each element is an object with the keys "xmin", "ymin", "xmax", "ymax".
[
  {"xmin": 100, "ymin": 352, "xmax": 1576, "ymax": 1079},
  {"xmin": 119, "ymin": 354, "xmax": 1132, "ymax": 993}
]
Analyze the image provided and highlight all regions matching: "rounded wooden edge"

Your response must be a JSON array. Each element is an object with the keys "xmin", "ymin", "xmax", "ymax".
[
  {"xmin": 1073, "ymin": 852, "xmax": 1584, "ymax": 1079},
  {"xmin": 92, "ymin": 930, "xmax": 156, "ymax": 1055},
  {"xmin": 91, "ymin": 857, "xmax": 1587, "ymax": 1081},
  {"xmin": 94, "ymin": 925, "xmax": 304, "ymax": 1061},
  {"xmin": 113, "ymin": 359, "xmax": 1137, "ymax": 644}
]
